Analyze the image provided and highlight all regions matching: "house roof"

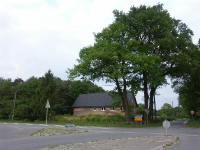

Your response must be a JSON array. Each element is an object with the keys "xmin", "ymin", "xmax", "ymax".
[
  {"xmin": 72, "ymin": 93, "xmax": 113, "ymax": 108},
  {"xmin": 127, "ymin": 92, "xmax": 132, "ymax": 101}
]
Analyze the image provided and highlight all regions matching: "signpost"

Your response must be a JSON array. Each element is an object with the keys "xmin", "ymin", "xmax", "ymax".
[
  {"xmin": 163, "ymin": 120, "xmax": 170, "ymax": 136},
  {"xmin": 190, "ymin": 110, "xmax": 195, "ymax": 120},
  {"xmin": 134, "ymin": 115, "xmax": 143, "ymax": 122},
  {"xmin": 45, "ymin": 99, "xmax": 50, "ymax": 125}
]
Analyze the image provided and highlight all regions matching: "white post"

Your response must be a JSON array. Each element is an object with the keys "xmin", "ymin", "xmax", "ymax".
[
  {"xmin": 46, "ymin": 107, "xmax": 48, "ymax": 125},
  {"xmin": 163, "ymin": 120, "xmax": 170, "ymax": 136},
  {"xmin": 45, "ymin": 99, "xmax": 50, "ymax": 125}
]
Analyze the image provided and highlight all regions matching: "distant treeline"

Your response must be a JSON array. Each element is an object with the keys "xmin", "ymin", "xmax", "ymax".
[{"xmin": 0, "ymin": 70, "xmax": 104, "ymax": 121}]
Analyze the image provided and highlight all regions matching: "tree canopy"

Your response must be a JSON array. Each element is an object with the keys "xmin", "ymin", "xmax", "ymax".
[
  {"xmin": 0, "ymin": 71, "xmax": 104, "ymax": 120},
  {"xmin": 69, "ymin": 4, "xmax": 195, "ymax": 122}
]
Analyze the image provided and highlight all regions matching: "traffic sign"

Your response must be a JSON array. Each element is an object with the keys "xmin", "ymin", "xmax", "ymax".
[
  {"xmin": 163, "ymin": 120, "xmax": 170, "ymax": 135},
  {"xmin": 190, "ymin": 110, "xmax": 195, "ymax": 115},
  {"xmin": 45, "ymin": 100, "xmax": 50, "ymax": 109},
  {"xmin": 45, "ymin": 99, "xmax": 50, "ymax": 125},
  {"xmin": 163, "ymin": 120, "xmax": 170, "ymax": 129},
  {"xmin": 134, "ymin": 115, "xmax": 143, "ymax": 122}
]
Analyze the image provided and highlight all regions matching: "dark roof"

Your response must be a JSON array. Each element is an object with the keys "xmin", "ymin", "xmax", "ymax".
[
  {"xmin": 127, "ymin": 92, "xmax": 133, "ymax": 101},
  {"xmin": 127, "ymin": 92, "xmax": 138, "ymax": 107},
  {"xmin": 72, "ymin": 93, "xmax": 113, "ymax": 108}
]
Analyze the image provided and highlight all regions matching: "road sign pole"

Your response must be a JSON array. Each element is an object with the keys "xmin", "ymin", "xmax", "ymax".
[
  {"xmin": 45, "ymin": 99, "xmax": 50, "ymax": 125},
  {"xmin": 163, "ymin": 120, "xmax": 170, "ymax": 136},
  {"xmin": 46, "ymin": 107, "xmax": 48, "ymax": 125}
]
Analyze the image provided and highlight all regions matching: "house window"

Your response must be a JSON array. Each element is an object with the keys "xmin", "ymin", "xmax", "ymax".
[
  {"xmin": 93, "ymin": 107, "xmax": 96, "ymax": 111},
  {"xmin": 110, "ymin": 106, "xmax": 115, "ymax": 111},
  {"xmin": 101, "ymin": 107, "xmax": 105, "ymax": 111}
]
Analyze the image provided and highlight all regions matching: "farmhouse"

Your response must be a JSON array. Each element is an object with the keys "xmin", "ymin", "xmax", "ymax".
[{"xmin": 72, "ymin": 92, "xmax": 137, "ymax": 115}]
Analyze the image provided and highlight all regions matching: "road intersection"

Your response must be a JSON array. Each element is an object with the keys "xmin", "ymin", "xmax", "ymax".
[{"xmin": 0, "ymin": 121, "xmax": 199, "ymax": 150}]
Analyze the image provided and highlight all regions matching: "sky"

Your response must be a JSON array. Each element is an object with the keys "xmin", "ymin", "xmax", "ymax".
[{"xmin": 0, "ymin": 0, "xmax": 199, "ymax": 109}]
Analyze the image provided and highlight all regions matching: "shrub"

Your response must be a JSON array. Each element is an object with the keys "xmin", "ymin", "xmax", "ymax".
[{"xmin": 55, "ymin": 114, "xmax": 126, "ymax": 124}]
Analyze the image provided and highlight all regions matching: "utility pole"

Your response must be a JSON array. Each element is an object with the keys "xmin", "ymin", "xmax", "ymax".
[{"xmin": 11, "ymin": 91, "xmax": 17, "ymax": 120}]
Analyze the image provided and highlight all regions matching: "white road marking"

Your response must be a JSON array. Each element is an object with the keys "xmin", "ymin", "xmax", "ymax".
[
  {"xmin": 38, "ymin": 124, "xmax": 48, "ymax": 127},
  {"xmin": 55, "ymin": 125, "xmax": 64, "ymax": 128},
  {"xmin": 26, "ymin": 124, "xmax": 34, "ymax": 126},
  {"xmin": 179, "ymin": 134, "xmax": 199, "ymax": 137}
]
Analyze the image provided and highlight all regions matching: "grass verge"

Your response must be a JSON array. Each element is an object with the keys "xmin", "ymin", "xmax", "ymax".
[
  {"xmin": 188, "ymin": 120, "xmax": 200, "ymax": 128},
  {"xmin": 54, "ymin": 114, "xmax": 162, "ymax": 128},
  {"xmin": 0, "ymin": 114, "xmax": 162, "ymax": 128}
]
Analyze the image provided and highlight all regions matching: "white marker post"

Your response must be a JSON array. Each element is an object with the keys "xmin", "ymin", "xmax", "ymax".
[
  {"xmin": 45, "ymin": 99, "xmax": 50, "ymax": 125},
  {"xmin": 163, "ymin": 120, "xmax": 170, "ymax": 136}
]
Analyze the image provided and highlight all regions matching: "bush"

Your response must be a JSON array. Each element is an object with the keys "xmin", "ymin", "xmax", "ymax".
[{"xmin": 55, "ymin": 114, "xmax": 126, "ymax": 124}]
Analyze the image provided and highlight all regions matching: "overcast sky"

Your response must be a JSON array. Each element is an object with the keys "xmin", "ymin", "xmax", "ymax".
[{"xmin": 0, "ymin": 0, "xmax": 199, "ymax": 108}]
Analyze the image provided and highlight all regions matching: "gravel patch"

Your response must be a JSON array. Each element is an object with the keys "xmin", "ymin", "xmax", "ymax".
[
  {"xmin": 38, "ymin": 135, "xmax": 179, "ymax": 150},
  {"xmin": 31, "ymin": 128, "xmax": 88, "ymax": 136}
]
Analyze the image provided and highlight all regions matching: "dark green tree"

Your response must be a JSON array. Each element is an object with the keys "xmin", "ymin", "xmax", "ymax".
[
  {"xmin": 69, "ymin": 20, "xmax": 139, "ymax": 122},
  {"xmin": 171, "ymin": 41, "xmax": 200, "ymax": 118},
  {"xmin": 69, "ymin": 4, "xmax": 194, "ymax": 122},
  {"xmin": 113, "ymin": 4, "xmax": 194, "ymax": 121},
  {"xmin": 159, "ymin": 103, "xmax": 173, "ymax": 120}
]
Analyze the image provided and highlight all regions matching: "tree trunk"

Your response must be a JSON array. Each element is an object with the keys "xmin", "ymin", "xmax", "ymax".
[
  {"xmin": 149, "ymin": 86, "xmax": 156, "ymax": 121},
  {"xmin": 115, "ymin": 78, "xmax": 131, "ymax": 123},
  {"xmin": 133, "ymin": 95, "xmax": 138, "ymax": 107},
  {"xmin": 123, "ymin": 86, "xmax": 131, "ymax": 123},
  {"xmin": 143, "ymin": 72, "xmax": 149, "ymax": 123}
]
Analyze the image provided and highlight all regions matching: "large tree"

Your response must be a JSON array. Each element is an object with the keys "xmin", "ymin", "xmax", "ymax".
[
  {"xmin": 69, "ymin": 4, "xmax": 194, "ymax": 122},
  {"xmin": 113, "ymin": 4, "xmax": 194, "ymax": 120},
  {"xmin": 69, "ymin": 21, "xmax": 136, "ymax": 122}
]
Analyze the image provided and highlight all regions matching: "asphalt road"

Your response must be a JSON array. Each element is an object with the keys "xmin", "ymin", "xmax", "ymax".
[{"xmin": 0, "ymin": 121, "xmax": 199, "ymax": 150}]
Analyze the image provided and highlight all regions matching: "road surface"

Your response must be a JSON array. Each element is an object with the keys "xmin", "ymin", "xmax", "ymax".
[{"xmin": 0, "ymin": 121, "xmax": 199, "ymax": 150}]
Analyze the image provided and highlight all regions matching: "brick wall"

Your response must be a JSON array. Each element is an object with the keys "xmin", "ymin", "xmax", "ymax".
[{"xmin": 73, "ymin": 107, "xmax": 123, "ymax": 115}]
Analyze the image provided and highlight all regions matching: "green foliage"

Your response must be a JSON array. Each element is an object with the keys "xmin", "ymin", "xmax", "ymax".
[
  {"xmin": 173, "ymin": 47, "xmax": 200, "ymax": 118},
  {"xmin": 0, "ymin": 71, "xmax": 104, "ymax": 121},
  {"xmin": 55, "ymin": 114, "xmax": 161, "ymax": 127},
  {"xmin": 69, "ymin": 4, "xmax": 195, "ymax": 122},
  {"xmin": 0, "ymin": 100, "xmax": 12, "ymax": 119},
  {"xmin": 159, "ymin": 103, "xmax": 173, "ymax": 119},
  {"xmin": 109, "ymin": 92, "xmax": 121, "ymax": 107},
  {"xmin": 173, "ymin": 106, "xmax": 187, "ymax": 119},
  {"xmin": 188, "ymin": 120, "xmax": 200, "ymax": 128},
  {"xmin": 136, "ymin": 104, "xmax": 145, "ymax": 114},
  {"xmin": 157, "ymin": 103, "xmax": 187, "ymax": 120},
  {"xmin": 55, "ymin": 114, "xmax": 126, "ymax": 124}
]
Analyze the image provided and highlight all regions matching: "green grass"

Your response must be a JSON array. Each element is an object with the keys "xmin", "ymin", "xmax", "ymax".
[
  {"xmin": 66, "ymin": 121, "xmax": 161, "ymax": 128},
  {"xmin": 54, "ymin": 114, "xmax": 161, "ymax": 128},
  {"xmin": 0, "ymin": 114, "xmax": 162, "ymax": 128},
  {"xmin": 0, "ymin": 119, "xmax": 45, "ymax": 124},
  {"xmin": 188, "ymin": 120, "xmax": 200, "ymax": 128}
]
